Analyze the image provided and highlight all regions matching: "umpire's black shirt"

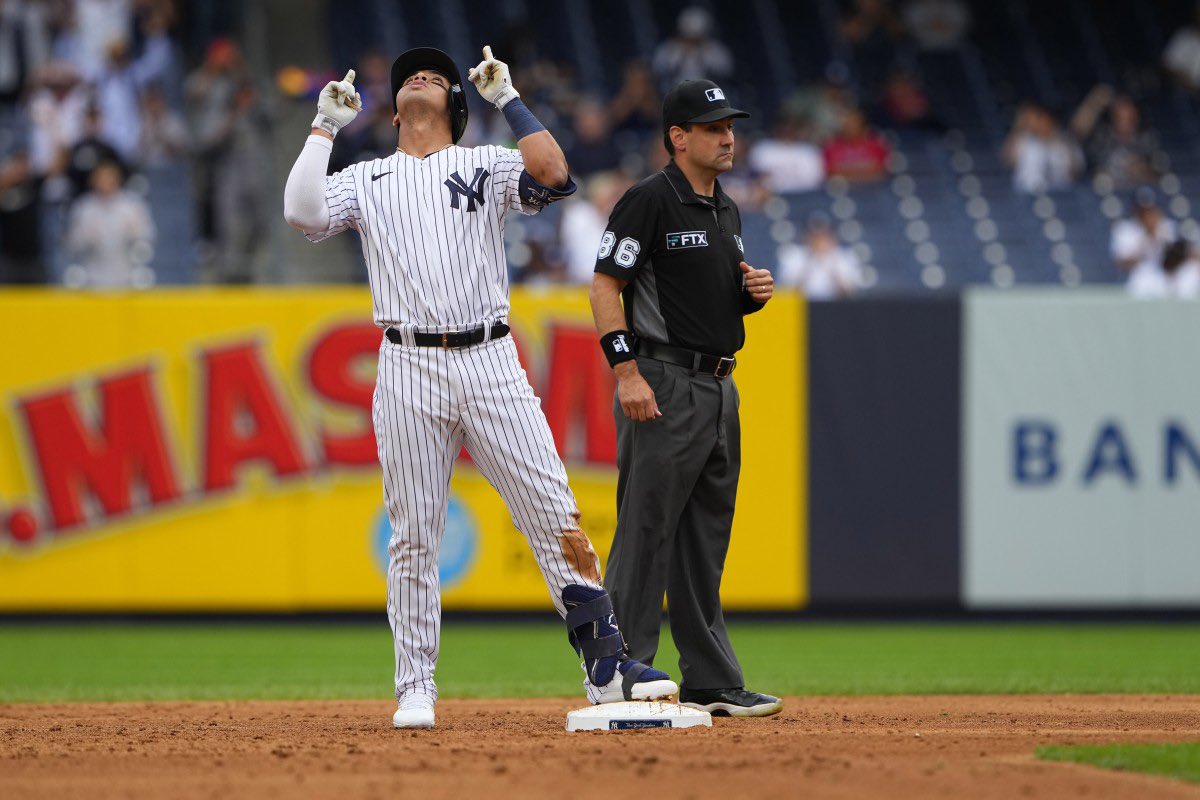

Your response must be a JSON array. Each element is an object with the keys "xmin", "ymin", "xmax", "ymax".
[{"xmin": 594, "ymin": 159, "xmax": 765, "ymax": 357}]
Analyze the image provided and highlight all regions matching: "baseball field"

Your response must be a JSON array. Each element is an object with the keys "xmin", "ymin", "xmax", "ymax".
[{"xmin": 2, "ymin": 621, "xmax": 1199, "ymax": 799}]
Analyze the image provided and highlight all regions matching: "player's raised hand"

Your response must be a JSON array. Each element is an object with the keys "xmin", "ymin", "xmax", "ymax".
[
  {"xmin": 741, "ymin": 261, "xmax": 774, "ymax": 303},
  {"xmin": 468, "ymin": 45, "xmax": 520, "ymax": 109},
  {"xmin": 313, "ymin": 69, "xmax": 361, "ymax": 137}
]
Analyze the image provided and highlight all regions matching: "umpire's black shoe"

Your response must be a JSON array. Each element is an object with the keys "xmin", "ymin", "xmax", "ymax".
[{"xmin": 678, "ymin": 687, "xmax": 783, "ymax": 717}]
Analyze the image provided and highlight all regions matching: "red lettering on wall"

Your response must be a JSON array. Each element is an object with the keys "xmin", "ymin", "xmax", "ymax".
[
  {"xmin": 308, "ymin": 323, "xmax": 380, "ymax": 466},
  {"xmin": 541, "ymin": 325, "xmax": 617, "ymax": 465},
  {"xmin": 20, "ymin": 368, "xmax": 181, "ymax": 530},
  {"xmin": 202, "ymin": 343, "xmax": 307, "ymax": 491}
]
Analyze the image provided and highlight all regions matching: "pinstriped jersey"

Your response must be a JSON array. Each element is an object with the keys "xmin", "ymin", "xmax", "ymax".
[{"xmin": 306, "ymin": 145, "xmax": 560, "ymax": 331}]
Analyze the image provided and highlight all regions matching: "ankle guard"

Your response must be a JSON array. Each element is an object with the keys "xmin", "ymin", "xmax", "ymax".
[{"xmin": 562, "ymin": 585, "xmax": 625, "ymax": 686}]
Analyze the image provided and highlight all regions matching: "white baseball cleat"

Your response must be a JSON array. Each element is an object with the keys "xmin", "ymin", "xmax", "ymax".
[
  {"xmin": 392, "ymin": 694, "xmax": 435, "ymax": 729},
  {"xmin": 583, "ymin": 659, "xmax": 679, "ymax": 705}
]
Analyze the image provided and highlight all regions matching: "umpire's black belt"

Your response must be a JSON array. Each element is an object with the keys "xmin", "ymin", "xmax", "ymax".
[
  {"xmin": 386, "ymin": 322, "xmax": 510, "ymax": 349},
  {"xmin": 634, "ymin": 339, "xmax": 736, "ymax": 379}
]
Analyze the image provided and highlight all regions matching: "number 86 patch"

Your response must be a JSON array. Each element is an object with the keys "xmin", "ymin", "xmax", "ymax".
[{"xmin": 598, "ymin": 231, "xmax": 641, "ymax": 268}]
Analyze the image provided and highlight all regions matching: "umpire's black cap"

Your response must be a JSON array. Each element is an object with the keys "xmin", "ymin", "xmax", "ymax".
[
  {"xmin": 390, "ymin": 47, "xmax": 469, "ymax": 142},
  {"xmin": 662, "ymin": 79, "xmax": 750, "ymax": 132}
]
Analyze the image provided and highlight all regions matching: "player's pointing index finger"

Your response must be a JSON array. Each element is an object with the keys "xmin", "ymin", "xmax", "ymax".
[
  {"xmin": 344, "ymin": 69, "xmax": 356, "ymax": 84},
  {"xmin": 482, "ymin": 45, "xmax": 493, "ymax": 61}
]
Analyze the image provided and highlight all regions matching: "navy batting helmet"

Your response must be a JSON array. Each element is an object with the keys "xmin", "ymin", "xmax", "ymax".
[{"xmin": 390, "ymin": 47, "xmax": 469, "ymax": 144}]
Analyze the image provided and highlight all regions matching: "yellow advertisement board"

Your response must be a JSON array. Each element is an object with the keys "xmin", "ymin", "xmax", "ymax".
[{"xmin": 0, "ymin": 288, "xmax": 804, "ymax": 611}]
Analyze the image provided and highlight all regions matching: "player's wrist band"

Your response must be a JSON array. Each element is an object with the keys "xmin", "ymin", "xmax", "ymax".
[
  {"xmin": 492, "ymin": 84, "xmax": 520, "ymax": 110},
  {"xmin": 600, "ymin": 330, "xmax": 636, "ymax": 368},
  {"xmin": 311, "ymin": 113, "xmax": 341, "ymax": 137},
  {"xmin": 501, "ymin": 98, "xmax": 545, "ymax": 140}
]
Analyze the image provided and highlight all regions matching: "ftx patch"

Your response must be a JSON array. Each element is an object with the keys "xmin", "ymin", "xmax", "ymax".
[{"xmin": 666, "ymin": 231, "xmax": 709, "ymax": 250}]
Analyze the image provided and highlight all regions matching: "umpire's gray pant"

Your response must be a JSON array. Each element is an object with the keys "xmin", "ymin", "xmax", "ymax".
[{"xmin": 604, "ymin": 356, "xmax": 745, "ymax": 690}]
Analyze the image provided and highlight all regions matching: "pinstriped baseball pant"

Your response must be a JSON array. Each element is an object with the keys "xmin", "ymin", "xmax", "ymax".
[{"xmin": 373, "ymin": 333, "xmax": 604, "ymax": 702}]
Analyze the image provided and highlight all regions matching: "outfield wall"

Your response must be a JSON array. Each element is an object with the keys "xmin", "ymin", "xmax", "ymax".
[
  {"xmin": 0, "ymin": 288, "xmax": 1195, "ymax": 612},
  {"xmin": 805, "ymin": 289, "xmax": 1200, "ymax": 610},
  {"xmin": 0, "ymin": 288, "xmax": 802, "ymax": 612}
]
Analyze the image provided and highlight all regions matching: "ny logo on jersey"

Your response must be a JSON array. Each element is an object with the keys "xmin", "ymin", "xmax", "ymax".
[{"xmin": 444, "ymin": 167, "xmax": 490, "ymax": 212}]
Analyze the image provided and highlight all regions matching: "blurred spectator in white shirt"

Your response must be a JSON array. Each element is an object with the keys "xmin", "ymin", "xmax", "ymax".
[
  {"xmin": 27, "ymin": 61, "xmax": 86, "ymax": 171},
  {"xmin": 748, "ymin": 117, "xmax": 825, "ymax": 194},
  {"xmin": 778, "ymin": 214, "xmax": 864, "ymax": 299},
  {"xmin": 561, "ymin": 171, "xmax": 631, "ymax": 284},
  {"xmin": 137, "ymin": 82, "xmax": 186, "ymax": 167},
  {"xmin": 902, "ymin": 0, "xmax": 970, "ymax": 51},
  {"xmin": 1003, "ymin": 103, "xmax": 1083, "ymax": 194},
  {"xmin": 651, "ymin": 6, "xmax": 733, "ymax": 91},
  {"xmin": 65, "ymin": 158, "xmax": 154, "ymax": 288},
  {"xmin": 1128, "ymin": 239, "xmax": 1200, "ymax": 299},
  {"xmin": 1164, "ymin": 7, "xmax": 1200, "ymax": 91},
  {"xmin": 92, "ymin": 15, "xmax": 176, "ymax": 164},
  {"xmin": 71, "ymin": 0, "xmax": 131, "ymax": 81},
  {"xmin": 129, "ymin": 4, "xmax": 177, "ymax": 89},
  {"xmin": 1111, "ymin": 187, "xmax": 1176, "ymax": 282},
  {"xmin": 94, "ymin": 39, "xmax": 142, "ymax": 161}
]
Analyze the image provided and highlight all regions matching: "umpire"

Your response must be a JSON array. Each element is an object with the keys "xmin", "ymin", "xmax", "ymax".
[{"xmin": 588, "ymin": 79, "xmax": 780, "ymax": 717}]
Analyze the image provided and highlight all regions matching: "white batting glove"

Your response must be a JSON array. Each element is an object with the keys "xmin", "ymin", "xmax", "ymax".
[
  {"xmin": 312, "ymin": 69, "xmax": 362, "ymax": 137},
  {"xmin": 468, "ymin": 46, "xmax": 520, "ymax": 109}
]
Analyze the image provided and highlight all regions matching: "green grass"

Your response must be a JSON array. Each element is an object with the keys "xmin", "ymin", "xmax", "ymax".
[
  {"xmin": 1, "ymin": 622, "xmax": 1199, "ymax": 702},
  {"xmin": 1037, "ymin": 743, "xmax": 1200, "ymax": 784}
]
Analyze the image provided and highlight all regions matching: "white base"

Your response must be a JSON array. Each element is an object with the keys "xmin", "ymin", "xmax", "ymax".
[{"xmin": 565, "ymin": 701, "xmax": 712, "ymax": 731}]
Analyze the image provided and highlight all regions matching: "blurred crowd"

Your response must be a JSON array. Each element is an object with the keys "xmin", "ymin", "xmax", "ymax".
[
  {"xmin": 0, "ymin": 0, "xmax": 271, "ymax": 288},
  {"xmin": 0, "ymin": 0, "xmax": 1198, "ymax": 298},
  {"xmin": 447, "ymin": 1, "xmax": 1194, "ymax": 299},
  {"xmin": 2, "ymin": 0, "xmax": 171, "ymax": 287}
]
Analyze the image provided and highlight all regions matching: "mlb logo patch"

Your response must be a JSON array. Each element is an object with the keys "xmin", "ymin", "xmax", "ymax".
[
  {"xmin": 667, "ymin": 231, "xmax": 709, "ymax": 250},
  {"xmin": 704, "ymin": 88, "xmax": 725, "ymax": 102}
]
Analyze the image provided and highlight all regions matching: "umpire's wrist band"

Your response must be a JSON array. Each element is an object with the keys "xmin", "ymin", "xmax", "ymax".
[{"xmin": 600, "ymin": 330, "xmax": 636, "ymax": 368}]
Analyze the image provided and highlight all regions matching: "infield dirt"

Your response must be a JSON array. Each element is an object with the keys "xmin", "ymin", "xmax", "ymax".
[{"xmin": 3, "ymin": 695, "xmax": 1199, "ymax": 799}]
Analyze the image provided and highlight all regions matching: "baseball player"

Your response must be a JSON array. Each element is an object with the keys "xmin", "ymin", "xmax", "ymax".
[{"xmin": 283, "ymin": 46, "xmax": 677, "ymax": 729}]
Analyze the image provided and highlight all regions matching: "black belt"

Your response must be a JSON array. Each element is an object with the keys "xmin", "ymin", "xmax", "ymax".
[
  {"xmin": 634, "ymin": 339, "xmax": 737, "ymax": 379},
  {"xmin": 386, "ymin": 322, "xmax": 510, "ymax": 349}
]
